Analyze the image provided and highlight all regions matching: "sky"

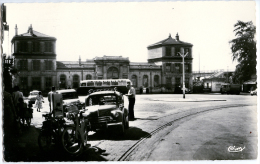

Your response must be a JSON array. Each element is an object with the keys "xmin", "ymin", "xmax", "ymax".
[{"xmin": 2, "ymin": 1, "xmax": 257, "ymax": 72}]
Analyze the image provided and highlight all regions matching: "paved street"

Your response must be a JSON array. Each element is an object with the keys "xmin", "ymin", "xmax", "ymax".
[{"xmin": 2, "ymin": 93, "xmax": 258, "ymax": 162}]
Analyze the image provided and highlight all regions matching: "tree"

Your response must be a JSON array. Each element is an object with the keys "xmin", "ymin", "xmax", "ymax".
[{"xmin": 229, "ymin": 21, "xmax": 256, "ymax": 84}]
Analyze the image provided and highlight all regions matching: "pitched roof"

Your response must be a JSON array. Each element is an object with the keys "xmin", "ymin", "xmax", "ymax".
[
  {"xmin": 147, "ymin": 33, "xmax": 193, "ymax": 48},
  {"xmin": 20, "ymin": 30, "xmax": 52, "ymax": 37},
  {"xmin": 11, "ymin": 25, "xmax": 56, "ymax": 42}
]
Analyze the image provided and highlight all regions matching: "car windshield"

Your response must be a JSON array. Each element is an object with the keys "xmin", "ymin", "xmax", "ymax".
[
  {"xmin": 30, "ymin": 92, "xmax": 38, "ymax": 96},
  {"xmin": 87, "ymin": 94, "xmax": 117, "ymax": 106},
  {"xmin": 61, "ymin": 92, "xmax": 78, "ymax": 100}
]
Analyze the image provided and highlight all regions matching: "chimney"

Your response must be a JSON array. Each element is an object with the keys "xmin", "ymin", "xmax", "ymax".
[
  {"xmin": 15, "ymin": 24, "xmax": 18, "ymax": 36},
  {"xmin": 28, "ymin": 24, "xmax": 33, "ymax": 35},
  {"xmin": 79, "ymin": 55, "xmax": 81, "ymax": 66},
  {"xmin": 175, "ymin": 33, "xmax": 179, "ymax": 41}
]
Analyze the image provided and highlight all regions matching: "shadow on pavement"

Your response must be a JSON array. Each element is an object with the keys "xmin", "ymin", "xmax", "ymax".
[
  {"xmin": 3, "ymin": 125, "xmax": 109, "ymax": 162},
  {"xmin": 89, "ymin": 126, "xmax": 151, "ymax": 141}
]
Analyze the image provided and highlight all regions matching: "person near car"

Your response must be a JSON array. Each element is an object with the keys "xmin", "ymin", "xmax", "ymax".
[
  {"xmin": 48, "ymin": 86, "xmax": 56, "ymax": 113},
  {"xmin": 125, "ymin": 82, "xmax": 136, "ymax": 120},
  {"xmin": 35, "ymin": 91, "xmax": 44, "ymax": 112},
  {"xmin": 12, "ymin": 86, "xmax": 23, "ymax": 115}
]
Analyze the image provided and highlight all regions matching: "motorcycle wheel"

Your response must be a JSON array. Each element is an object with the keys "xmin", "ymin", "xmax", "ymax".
[{"xmin": 61, "ymin": 127, "xmax": 84, "ymax": 156}]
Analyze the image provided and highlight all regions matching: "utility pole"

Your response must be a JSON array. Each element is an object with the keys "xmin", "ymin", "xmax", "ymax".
[{"xmin": 178, "ymin": 48, "xmax": 188, "ymax": 99}]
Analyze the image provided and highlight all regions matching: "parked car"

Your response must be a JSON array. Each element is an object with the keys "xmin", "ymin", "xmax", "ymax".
[
  {"xmin": 83, "ymin": 91, "xmax": 129, "ymax": 135},
  {"xmin": 250, "ymin": 88, "xmax": 257, "ymax": 96},
  {"xmin": 55, "ymin": 89, "xmax": 84, "ymax": 112},
  {"xmin": 28, "ymin": 90, "xmax": 40, "ymax": 104}
]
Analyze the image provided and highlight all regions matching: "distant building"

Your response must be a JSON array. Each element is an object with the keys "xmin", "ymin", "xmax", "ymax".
[
  {"xmin": 11, "ymin": 25, "xmax": 193, "ymax": 95},
  {"xmin": 11, "ymin": 25, "xmax": 57, "ymax": 95},
  {"xmin": 147, "ymin": 33, "xmax": 193, "ymax": 92}
]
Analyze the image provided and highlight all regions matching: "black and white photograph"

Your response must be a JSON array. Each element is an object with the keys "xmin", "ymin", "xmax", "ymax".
[{"xmin": 1, "ymin": 0, "xmax": 258, "ymax": 163}]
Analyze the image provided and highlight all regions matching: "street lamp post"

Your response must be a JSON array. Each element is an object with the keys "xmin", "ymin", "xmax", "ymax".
[{"xmin": 178, "ymin": 48, "xmax": 188, "ymax": 99}]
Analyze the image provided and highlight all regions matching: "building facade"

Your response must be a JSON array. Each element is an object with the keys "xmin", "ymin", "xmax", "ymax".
[{"xmin": 11, "ymin": 26, "xmax": 193, "ymax": 95}]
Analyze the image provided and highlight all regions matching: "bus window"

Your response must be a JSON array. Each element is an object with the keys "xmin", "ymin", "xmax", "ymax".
[
  {"xmin": 111, "ymin": 81, "xmax": 118, "ymax": 85},
  {"xmin": 81, "ymin": 83, "xmax": 86, "ymax": 86},
  {"xmin": 103, "ymin": 81, "xmax": 111, "ymax": 86},
  {"xmin": 96, "ymin": 81, "xmax": 102, "ymax": 86},
  {"xmin": 87, "ymin": 82, "xmax": 94, "ymax": 86}
]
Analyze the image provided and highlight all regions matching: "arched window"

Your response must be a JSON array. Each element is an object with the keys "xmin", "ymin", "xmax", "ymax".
[
  {"xmin": 86, "ymin": 74, "xmax": 92, "ymax": 80},
  {"xmin": 60, "ymin": 74, "xmax": 66, "ymax": 89},
  {"xmin": 131, "ymin": 75, "xmax": 137, "ymax": 87},
  {"xmin": 107, "ymin": 67, "xmax": 119, "ymax": 79},
  {"xmin": 154, "ymin": 75, "xmax": 159, "ymax": 87},
  {"xmin": 143, "ymin": 75, "xmax": 148, "ymax": 87},
  {"xmin": 73, "ymin": 74, "xmax": 79, "ymax": 88}
]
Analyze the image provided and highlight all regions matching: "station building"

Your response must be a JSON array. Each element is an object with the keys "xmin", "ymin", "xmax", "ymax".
[{"xmin": 11, "ymin": 25, "xmax": 193, "ymax": 95}]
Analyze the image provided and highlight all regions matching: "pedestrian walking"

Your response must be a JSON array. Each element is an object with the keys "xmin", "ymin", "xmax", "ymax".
[
  {"xmin": 48, "ymin": 86, "xmax": 56, "ymax": 113},
  {"xmin": 12, "ymin": 86, "xmax": 23, "ymax": 115},
  {"xmin": 125, "ymin": 82, "xmax": 136, "ymax": 120},
  {"xmin": 35, "ymin": 91, "xmax": 44, "ymax": 112}
]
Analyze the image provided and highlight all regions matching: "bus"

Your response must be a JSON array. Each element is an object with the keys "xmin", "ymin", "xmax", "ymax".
[{"xmin": 77, "ymin": 79, "xmax": 132, "ymax": 95}]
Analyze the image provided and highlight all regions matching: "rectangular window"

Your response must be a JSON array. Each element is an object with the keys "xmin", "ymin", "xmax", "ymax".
[
  {"xmin": 166, "ymin": 63, "xmax": 171, "ymax": 72},
  {"xmin": 32, "ymin": 77, "xmax": 41, "ymax": 90},
  {"xmin": 185, "ymin": 64, "xmax": 189, "ymax": 72},
  {"xmin": 175, "ymin": 63, "xmax": 180, "ymax": 73},
  {"xmin": 45, "ymin": 77, "xmax": 52, "ymax": 90},
  {"xmin": 95, "ymin": 81, "xmax": 102, "ymax": 86},
  {"xmin": 45, "ymin": 42, "xmax": 53, "ymax": 52},
  {"xmin": 103, "ymin": 81, "xmax": 111, "ymax": 86},
  {"xmin": 111, "ymin": 81, "xmax": 118, "ymax": 86},
  {"xmin": 33, "ymin": 42, "xmax": 40, "ymax": 52},
  {"xmin": 87, "ymin": 82, "xmax": 94, "ymax": 86},
  {"xmin": 45, "ymin": 60, "xmax": 52, "ymax": 70},
  {"xmin": 20, "ymin": 77, "xmax": 28, "ymax": 93},
  {"xmin": 166, "ymin": 47, "xmax": 171, "ymax": 56},
  {"xmin": 122, "ymin": 74, "xmax": 128, "ymax": 79},
  {"xmin": 175, "ymin": 47, "xmax": 180, "ymax": 56},
  {"xmin": 20, "ymin": 60, "xmax": 28, "ymax": 70},
  {"xmin": 185, "ymin": 48, "xmax": 190, "ymax": 57},
  {"xmin": 33, "ymin": 60, "xmax": 41, "ymax": 71},
  {"xmin": 20, "ymin": 41, "xmax": 28, "ymax": 52}
]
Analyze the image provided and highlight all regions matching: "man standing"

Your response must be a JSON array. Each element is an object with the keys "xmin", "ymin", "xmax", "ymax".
[
  {"xmin": 125, "ymin": 82, "xmax": 136, "ymax": 120},
  {"xmin": 48, "ymin": 86, "xmax": 56, "ymax": 113},
  {"xmin": 12, "ymin": 86, "xmax": 23, "ymax": 115}
]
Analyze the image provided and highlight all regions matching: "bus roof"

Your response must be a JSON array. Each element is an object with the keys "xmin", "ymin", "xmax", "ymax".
[{"xmin": 80, "ymin": 79, "xmax": 131, "ymax": 82}]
